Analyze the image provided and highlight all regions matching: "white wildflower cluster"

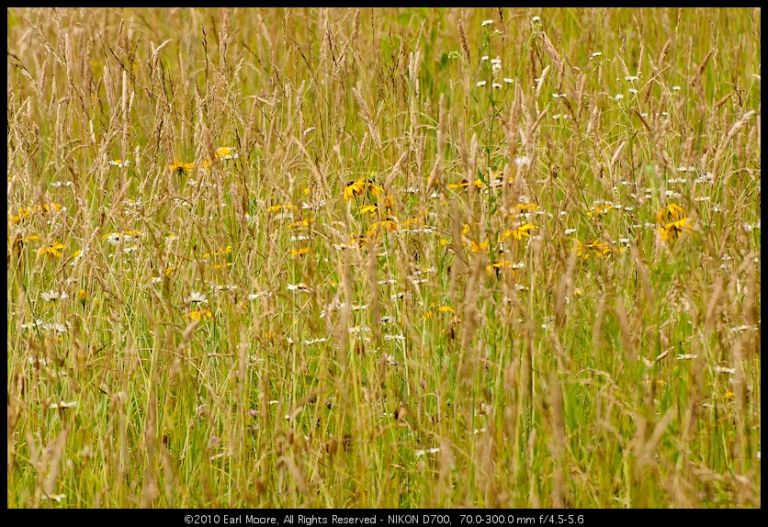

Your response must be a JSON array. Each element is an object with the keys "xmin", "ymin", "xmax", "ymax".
[
  {"xmin": 20, "ymin": 319, "xmax": 68, "ymax": 334},
  {"xmin": 41, "ymin": 290, "xmax": 68, "ymax": 302},
  {"xmin": 248, "ymin": 291, "xmax": 273, "ymax": 301}
]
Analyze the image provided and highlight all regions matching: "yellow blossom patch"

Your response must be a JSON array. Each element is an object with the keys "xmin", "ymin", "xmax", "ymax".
[
  {"xmin": 269, "ymin": 204, "xmax": 295, "ymax": 214},
  {"xmin": 367, "ymin": 219, "xmax": 397, "ymax": 238},
  {"xmin": 658, "ymin": 217, "xmax": 692, "ymax": 242},
  {"xmin": 188, "ymin": 308, "xmax": 213, "ymax": 322},
  {"xmin": 514, "ymin": 202, "xmax": 539, "ymax": 214},
  {"xmin": 656, "ymin": 203, "xmax": 685, "ymax": 224},
  {"xmin": 469, "ymin": 240, "xmax": 489, "ymax": 253},
  {"xmin": 168, "ymin": 161, "xmax": 195, "ymax": 174},
  {"xmin": 501, "ymin": 223, "xmax": 537, "ymax": 241},
  {"xmin": 587, "ymin": 204, "xmax": 611, "ymax": 219},
  {"xmin": 343, "ymin": 179, "xmax": 366, "ymax": 200},
  {"xmin": 575, "ymin": 239, "xmax": 613, "ymax": 258},
  {"xmin": 37, "ymin": 241, "xmax": 66, "ymax": 258},
  {"xmin": 290, "ymin": 218, "xmax": 314, "ymax": 228}
]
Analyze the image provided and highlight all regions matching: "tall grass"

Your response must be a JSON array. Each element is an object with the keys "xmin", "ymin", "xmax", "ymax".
[{"xmin": 7, "ymin": 7, "xmax": 761, "ymax": 508}]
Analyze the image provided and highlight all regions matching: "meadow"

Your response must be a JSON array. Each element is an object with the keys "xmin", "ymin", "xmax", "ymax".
[{"xmin": 6, "ymin": 8, "xmax": 761, "ymax": 508}]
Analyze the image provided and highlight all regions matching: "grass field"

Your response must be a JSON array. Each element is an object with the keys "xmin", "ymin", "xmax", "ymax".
[{"xmin": 6, "ymin": 8, "xmax": 761, "ymax": 508}]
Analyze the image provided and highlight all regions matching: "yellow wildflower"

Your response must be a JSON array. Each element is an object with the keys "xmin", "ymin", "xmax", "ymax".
[
  {"xmin": 368, "ymin": 182, "xmax": 385, "ymax": 197},
  {"xmin": 367, "ymin": 219, "xmax": 397, "ymax": 238},
  {"xmin": 469, "ymin": 240, "xmax": 489, "ymax": 253},
  {"xmin": 486, "ymin": 260, "xmax": 515, "ymax": 275},
  {"xmin": 268, "ymin": 203, "xmax": 294, "ymax": 213},
  {"xmin": 37, "ymin": 241, "xmax": 66, "ymax": 258},
  {"xmin": 215, "ymin": 147, "xmax": 239, "ymax": 160},
  {"xmin": 41, "ymin": 202, "xmax": 62, "ymax": 213},
  {"xmin": 289, "ymin": 247, "xmax": 310, "ymax": 257},
  {"xmin": 360, "ymin": 204, "xmax": 378, "ymax": 215},
  {"xmin": 514, "ymin": 202, "xmax": 539, "ymax": 214},
  {"xmin": 438, "ymin": 305, "xmax": 455, "ymax": 314},
  {"xmin": 343, "ymin": 179, "xmax": 366, "ymax": 200},
  {"xmin": 658, "ymin": 217, "xmax": 691, "ymax": 242},
  {"xmin": 501, "ymin": 223, "xmax": 537, "ymax": 241},
  {"xmin": 11, "ymin": 207, "xmax": 35, "ymax": 224},
  {"xmin": 168, "ymin": 161, "xmax": 195, "ymax": 174},
  {"xmin": 188, "ymin": 308, "xmax": 213, "ymax": 322},
  {"xmin": 587, "ymin": 203, "xmax": 611, "ymax": 219},
  {"xmin": 448, "ymin": 178, "xmax": 485, "ymax": 190},
  {"xmin": 575, "ymin": 239, "xmax": 612, "ymax": 258},
  {"xmin": 290, "ymin": 217, "xmax": 314, "ymax": 228},
  {"xmin": 656, "ymin": 203, "xmax": 685, "ymax": 224}
]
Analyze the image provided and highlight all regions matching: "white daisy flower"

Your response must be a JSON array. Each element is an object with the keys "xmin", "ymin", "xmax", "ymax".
[
  {"xmin": 185, "ymin": 291, "xmax": 208, "ymax": 304},
  {"xmin": 49, "ymin": 400, "xmax": 78, "ymax": 409},
  {"xmin": 41, "ymin": 290, "xmax": 68, "ymax": 302}
]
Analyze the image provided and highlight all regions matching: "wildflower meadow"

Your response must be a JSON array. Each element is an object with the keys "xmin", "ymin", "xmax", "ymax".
[{"xmin": 6, "ymin": 8, "xmax": 761, "ymax": 508}]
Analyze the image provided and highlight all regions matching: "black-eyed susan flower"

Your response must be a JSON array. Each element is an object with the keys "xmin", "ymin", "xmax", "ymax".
[
  {"xmin": 10, "ymin": 202, "xmax": 62, "ymax": 224},
  {"xmin": 168, "ymin": 161, "xmax": 195, "ymax": 174},
  {"xmin": 360, "ymin": 204, "xmax": 378, "ymax": 215},
  {"xmin": 37, "ymin": 241, "xmax": 66, "ymax": 258},
  {"xmin": 289, "ymin": 217, "xmax": 314, "ymax": 228},
  {"xmin": 587, "ymin": 203, "xmax": 612, "ymax": 219},
  {"xmin": 366, "ymin": 218, "xmax": 397, "ymax": 238},
  {"xmin": 469, "ymin": 239, "xmax": 489, "ymax": 253},
  {"xmin": 368, "ymin": 181, "xmax": 385, "ymax": 197},
  {"xmin": 658, "ymin": 217, "xmax": 691, "ymax": 242},
  {"xmin": 343, "ymin": 179, "xmax": 366, "ymax": 201},
  {"xmin": 268, "ymin": 203, "xmax": 295, "ymax": 214},
  {"xmin": 575, "ymin": 239, "xmax": 613, "ymax": 258},
  {"xmin": 514, "ymin": 202, "xmax": 539, "ymax": 214},
  {"xmin": 188, "ymin": 308, "xmax": 213, "ymax": 322},
  {"xmin": 485, "ymin": 259, "xmax": 516, "ymax": 275},
  {"xmin": 501, "ymin": 223, "xmax": 537, "ymax": 241},
  {"xmin": 447, "ymin": 178, "xmax": 485, "ymax": 191},
  {"xmin": 215, "ymin": 147, "xmax": 239, "ymax": 160},
  {"xmin": 656, "ymin": 203, "xmax": 685, "ymax": 224},
  {"xmin": 289, "ymin": 247, "xmax": 310, "ymax": 257},
  {"xmin": 10, "ymin": 206, "xmax": 36, "ymax": 224}
]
